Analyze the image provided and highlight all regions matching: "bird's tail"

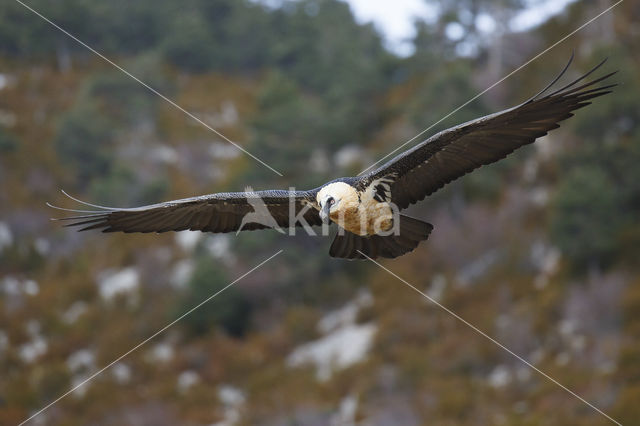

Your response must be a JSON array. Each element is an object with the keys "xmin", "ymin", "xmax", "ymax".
[{"xmin": 329, "ymin": 215, "xmax": 433, "ymax": 260}]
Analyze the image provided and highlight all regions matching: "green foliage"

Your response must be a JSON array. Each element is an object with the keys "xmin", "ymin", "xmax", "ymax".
[
  {"xmin": 550, "ymin": 50, "xmax": 640, "ymax": 270},
  {"xmin": 195, "ymin": 0, "xmax": 274, "ymax": 70},
  {"xmin": 88, "ymin": 165, "xmax": 169, "ymax": 206},
  {"xmin": 408, "ymin": 60, "xmax": 490, "ymax": 133},
  {"xmin": 0, "ymin": 1, "xmax": 64, "ymax": 57},
  {"xmin": 176, "ymin": 257, "xmax": 252, "ymax": 337},
  {"xmin": 0, "ymin": 128, "xmax": 18, "ymax": 152},
  {"xmin": 81, "ymin": 66, "xmax": 159, "ymax": 124},
  {"xmin": 572, "ymin": 52, "xmax": 640, "ymax": 144},
  {"xmin": 54, "ymin": 101, "xmax": 114, "ymax": 185},
  {"xmin": 0, "ymin": 0, "xmax": 169, "ymax": 58},
  {"xmin": 1, "ymin": 0, "xmax": 387, "ymax": 80},
  {"xmin": 270, "ymin": 0, "xmax": 387, "ymax": 92},
  {"xmin": 161, "ymin": 12, "xmax": 217, "ymax": 73},
  {"xmin": 550, "ymin": 166, "xmax": 620, "ymax": 268},
  {"xmin": 246, "ymin": 72, "xmax": 325, "ymax": 184},
  {"xmin": 550, "ymin": 134, "xmax": 640, "ymax": 269},
  {"xmin": 54, "ymin": 61, "xmax": 167, "ymax": 193}
]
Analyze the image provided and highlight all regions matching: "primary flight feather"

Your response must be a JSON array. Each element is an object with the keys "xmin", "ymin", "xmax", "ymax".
[{"xmin": 50, "ymin": 57, "xmax": 616, "ymax": 260}]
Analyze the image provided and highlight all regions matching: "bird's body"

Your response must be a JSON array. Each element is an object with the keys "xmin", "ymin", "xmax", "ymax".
[
  {"xmin": 316, "ymin": 180, "xmax": 394, "ymax": 236},
  {"xmin": 50, "ymin": 57, "xmax": 616, "ymax": 260}
]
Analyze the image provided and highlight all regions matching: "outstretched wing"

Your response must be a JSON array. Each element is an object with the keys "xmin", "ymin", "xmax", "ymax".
[
  {"xmin": 49, "ymin": 189, "xmax": 321, "ymax": 233},
  {"xmin": 366, "ymin": 56, "xmax": 616, "ymax": 210}
]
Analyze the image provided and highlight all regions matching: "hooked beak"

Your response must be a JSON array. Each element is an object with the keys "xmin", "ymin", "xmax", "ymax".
[{"xmin": 320, "ymin": 202, "xmax": 331, "ymax": 224}]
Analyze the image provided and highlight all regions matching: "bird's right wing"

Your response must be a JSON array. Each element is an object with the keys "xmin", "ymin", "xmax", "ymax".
[{"xmin": 49, "ymin": 189, "xmax": 322, "ymax": 234}]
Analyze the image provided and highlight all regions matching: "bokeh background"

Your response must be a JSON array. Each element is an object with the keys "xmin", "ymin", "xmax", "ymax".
[{"xmin": 1, "ymin": 0, "xmax": 639, "ymax": 424}]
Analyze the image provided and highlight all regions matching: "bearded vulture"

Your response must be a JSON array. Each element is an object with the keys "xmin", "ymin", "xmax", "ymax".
[{"xmin": 50, "ymin": 57, "xmax": 615, "ymax": 260}]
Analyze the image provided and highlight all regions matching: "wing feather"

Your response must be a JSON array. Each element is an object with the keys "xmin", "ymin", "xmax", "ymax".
[
  {"xmin": 50, "ymin": 189, "xmax": 322, "ymax": 234},
  {"xmin": 366, "ymin": 57, "xmax": 616, "ymax": 209}
]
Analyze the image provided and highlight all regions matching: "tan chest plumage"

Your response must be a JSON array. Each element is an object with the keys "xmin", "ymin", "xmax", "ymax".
[
  {"xmin": 338, "ymin": 200, "xmax": 393, "ymax": 236},
  {"xmin": 318, "ymin": 182, "xmax": 394, "ymax": 236}
]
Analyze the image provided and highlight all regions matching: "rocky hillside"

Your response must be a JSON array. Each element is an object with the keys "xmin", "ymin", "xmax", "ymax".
[{"xmin": 1, "ymin": 0, "xmax": 639, "ymax": 424}]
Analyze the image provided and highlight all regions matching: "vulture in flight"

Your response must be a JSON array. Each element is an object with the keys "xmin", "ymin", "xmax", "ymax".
[{"xmin": 50, "ymin": 57, "xmax": 615, "ymax": 259}]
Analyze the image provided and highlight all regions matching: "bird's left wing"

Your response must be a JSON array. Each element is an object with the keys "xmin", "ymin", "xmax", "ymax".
[
  {"xmin": 49, "ymin": 189, "xmax": 322, "ymax": 233},
  {"xmin": 365, "ymin": 56, "xmax": 616, "ymax": 210}
]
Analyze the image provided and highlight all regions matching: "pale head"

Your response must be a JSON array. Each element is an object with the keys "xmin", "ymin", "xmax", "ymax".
[{"xmin": 316, "ymin": 182, "xmax": 359, "ymax": 224}]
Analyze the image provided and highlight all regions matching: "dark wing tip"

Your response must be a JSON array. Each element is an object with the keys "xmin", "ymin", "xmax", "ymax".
[
  {"xmin": 58, "ymin": 214, "xmax": 110, "ymax": 232},
  {"xmin": 525, "ymin": 56, "xmax": 615, "ymax": 106},
  {"xmin": 47, "ymin": 190, "xmax": 124, "ymax": 231},
  {"xmin": 526, "ymin": 52, "xmax": 576, "ymax": 102}
]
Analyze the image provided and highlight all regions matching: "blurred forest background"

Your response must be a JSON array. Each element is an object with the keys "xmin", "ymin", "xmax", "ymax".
[{"xmin": 1, "ymin": 0, "xmax": 639, "ymax": 424}]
